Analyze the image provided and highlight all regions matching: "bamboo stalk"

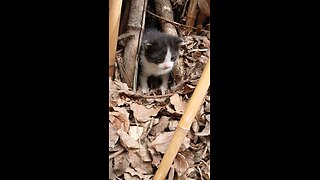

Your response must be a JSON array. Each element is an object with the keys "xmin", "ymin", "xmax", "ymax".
[
  {"xmin": 154, "ymin": 58, "xmax": 210, "ymax": 180},
  {"xmin": 154, "ymin": 0, "xmax": 177, "ymax": 36},
  {"xmin": 186, "ymin": 0, "xmax": 199, "ymax": 27},
  {"xmin": 121, "ymin": 0, "xmax": 147, "ymax": 88},
  {"xmin": 109, "ymin": 0, "xmax": 123, "ymax": 77}
]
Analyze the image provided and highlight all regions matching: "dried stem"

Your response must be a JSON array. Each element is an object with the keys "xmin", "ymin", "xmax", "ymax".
[{"xmin": 147, "ymin": 10, "xmax": 209, "ymax": 33}]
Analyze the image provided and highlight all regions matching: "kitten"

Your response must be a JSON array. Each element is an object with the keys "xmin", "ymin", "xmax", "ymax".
[{"xmin": 139, "ymin": 29, "xmax": 183, "ymax": 94}]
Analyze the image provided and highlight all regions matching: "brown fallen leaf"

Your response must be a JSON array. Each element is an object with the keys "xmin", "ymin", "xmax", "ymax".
[
  {"xmin": 180, "ymin": 136, "xmax": 191, "ymax": 151},
  {"xmin": 149, "ymin": 132, "xmax": 190, "ymax": 154},
  {"xmin": 194, "ymin": 122, "xmax": 210, "ymax": 136},
  {"xmin": 166, "ymin": 104, "xmax": 176, "ymax": 114},
  {"xmin": 130, "ymin": 103, "xmax": 161, "ymax": 123},
  {"xmin": 168, "ymin": 167, "xmax": 175, "ymax": 180},
  {"xmin": 151, "ymin": 153, "xmax": 162, "ymax": 167},
  {"xmin": 202, "ymin": 36, "xmax": 210, "ymax": 48},
  {"xmin": 149, "ymin": 132, "xmax": 174, "ymax": 154},
  {"xmin": 191, "ymin": 120, "xmax": 200, "ymax": 133},
  {"xmin": 168, "ymin": 120, "xmax": 179, "ymax": 131},
  {"xmin": 207, "ymin": 139, "xmax": 210, "ymax": 153},
  {"xmin": 123, "ymin": 172, "xmax": 140, "ymax": 180},
  {"xmin": 114, "ymin": 79, "xmax": 130, "ymax": 91},
  {"xmin": 138, "ymin": 141, "xmax": 152, "ymax": 162},
  {"xmin": 110, "ymin": 111, "xmax": 130, "ymax": 133},
  {"xmin": 109, "ymin": 123, "xmax": 119, "ymax": 150},
  {"xmin": 128, "ymin": 126, "xmax": 144, "ymax": 141},
  {"xmin": 109, "ymin": 159, "xmax": 116, "ymax": 180},
  {"xmin": 180, "ymin": 149, "xmax": 195, "ymax": 167},
  {"xmin": 125, "ymin": 166, "xmax": 153, "ymax": 180},
  {"xmin": 150, "ymin": 116, "xmax": 170, "ymax": 136},
  {"xmin": 172, "ymin": 153, "xmax": 189, "ymax": 177},
  {"xmin": 170, "ymin": 93, "xmax": 186, "ymax": 114},
  {"xmin": 172, "ymin": 153, "xmax": 189, "ymax": 176},
  {"xmin": 127, "ymin": 150, "xmax": 153, "ymax": 175},
  {"xmin": 182, "ymin": 84, "xmax": 196, "ymax": 94},
  {"xmin": 181, "ymin": 167, "xmax": 198, "ymax": 179},
  {"xmin": 204, "ymin": 101, "xmax": 210, "ymax": 113},
  {"xmin": 205, "ymin": 114, "xmax": 210, "ymax": 122},
  {"xmin": 113, "ymin": 106, "xmax": 130, "ymax": 119},
  {"xmin": 113, "ymin": 151, "xmax": 130, "ymax": 177},
  {"xmin": 200, "ymin": 160, "xmax": 210, "ymax": 180},
  {"xmin": 117, "ymin": 128, "xmax": 140, "ymax": 149}
]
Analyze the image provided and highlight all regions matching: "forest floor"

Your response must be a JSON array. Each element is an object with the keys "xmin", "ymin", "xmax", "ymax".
[{"xmin": 109, "ymin": 1, "xmax": 211, "ymax": 179}]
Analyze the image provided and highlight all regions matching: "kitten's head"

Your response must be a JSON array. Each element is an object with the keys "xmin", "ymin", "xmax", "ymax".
[{"xmin": 141, "ymin": 31, "xmax": 183, "ymax": 70}]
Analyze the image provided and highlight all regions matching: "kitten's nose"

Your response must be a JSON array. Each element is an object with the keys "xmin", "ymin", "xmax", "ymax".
[{"xmin": 164, "ymin": 63, "xmax": 171, "ymax": 69}]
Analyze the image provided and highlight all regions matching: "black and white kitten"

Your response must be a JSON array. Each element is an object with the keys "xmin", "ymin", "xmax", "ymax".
[{"xmin": 139, "ymin": 29, "xmax": 182, "ymax": 94}]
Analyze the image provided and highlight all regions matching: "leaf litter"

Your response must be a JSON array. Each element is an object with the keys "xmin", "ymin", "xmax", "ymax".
[{"xmin": 109, "ymin": 14, "xmax": 211, "ymax": 180}]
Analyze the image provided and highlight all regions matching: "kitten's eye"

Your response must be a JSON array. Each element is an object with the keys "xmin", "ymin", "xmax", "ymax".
[
  {"xmin": 171, "ymin": 56, "xmax": 176, "ymax": 61},
  {"xmin": 155, "ymin": 57, "xmax": 163, "ymax": 63}
]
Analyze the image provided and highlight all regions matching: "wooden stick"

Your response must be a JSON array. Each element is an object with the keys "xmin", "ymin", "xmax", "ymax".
[
  {"xmin": 121, "ymin": 0, "xmax": 147, "ymax": 88},
  {"xmin": 109, "ymin": 0, "xmax": 123, "ymax": 77},
  {"xmin": 153, "ymin": 58, "xmax": 210, "ymax": 180},
  {"xmin": 186, "ymin": 0, "xmax": 198, "ymax": 27},
  {"xmin": 147, "ymin": 10, "xmax": 210, "ymax": 33},
  {"xmin": 154, "ymin": 0, "xmax": 177, "ymax": 36}
]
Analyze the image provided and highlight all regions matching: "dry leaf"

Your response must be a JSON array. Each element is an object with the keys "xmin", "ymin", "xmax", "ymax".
[
  {"xmin": 168, "ymin": 120, "xmax": 179, "ymax": 131},
  {"xmin": 180, "ymin": 150, "xmax": 195, "ymax": 167},
  {"xmin": 113, "ymin": 152, "xmax": 130, "ymax": 176},
  {"xmin": 168, "ymin": 167, "xmax": 175, "ymax": 180},
  {"xmin": 109, "ymin": 159, "xmax": 116, "ymax": 180},
  {"xmin": 151, "ymin": 153, "xmax": 162, "ymax": 167},
  {"xmin": 113, "ymin": 106, "xmax": 130, "ymax": 118},
  {"xmin": 191, "ymin": 120, "xmax": 200, "ymax": 133},
  {"xmin": 114, "ymin": 79, "xmax": 130, "ymax": 91},
  {"xmin": 123, "ymin": 172, "xmax": 140, "ymax": 180},
  {"xmin": 200, "ymin": 160, "xmax": 210, "ymax": 180},
  {"xmin": 170, "ymin": 94, "xmax": 186, "ymax": 114},
  {"xmin": 194, "ymin": 122, "xmax": 210, "ymax": 136},
  {"xmin": 181, "ymin": 167, "xmax": 197, "ymax": 179},
  {"xmin": 204, "ymin": 101, "xmax": 210, "ymax": 113},
  {"xmin": 149, "ymin": 132, "xmax": 190, "ymax": 154},
  {"xmin": 128, "ymin": 126, "xmax": 144, "ymax": 141},
  {"xmin": 150, "ymin": 116, "xmax": 170, "ymax": 136},
  {"xmin": 183, "ymin": 84, "xmax": 195, "ymax": 94},
  {"xmin": 109, "ymin": 142, "xmax": 125, "ymax": 152},
  {"xmin": 110, "ymin": 111, "xmax": 130, "ymax": 133},
  {"xmin": 125, "ymin": 166, "xmax": 153, "ymax": 180},
  {"xmin": 109, "ymin": 123, "xmax": 119, "ymax": 150},
  {"xmin": 127, "ymin": 150, "xmax": 153, "ymax": 174},
  {"xmin": 166, "ymin": 104, "xmax": 176, "ymax": 114},
  {"xmin": 138, "ymin": 141, "xmax": 152, "ymax": 162},
  {"xmin": 117, "ymin": 128, "xmax": 140, "ymax": 149},
  {"xmin": 202, "ymin": 36, "xmax": 210, "ymax": 48},
  {"xmin": 180, "ymin": 136, "xmax": 191, "ymax": 151},
  {"xmin": 205, "ymin": 114, "xmax": 210, "ymax": 122},
  {"xmin": 172, "ymin": 153, "xmax": 189, "ymax": 176},
  {"xmin": 149, "ymin": 132, "xmax": 174, "ymax": 154},
  {"xmin": 130, "ymin": 103, "xmax": 161, "ymax": 122}
]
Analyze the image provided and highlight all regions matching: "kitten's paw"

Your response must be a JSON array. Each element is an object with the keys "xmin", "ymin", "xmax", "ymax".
[
  {"xmin": 141, "ymin": 87, "xmax": 149, "ymax": 94},
  {"xmin": 160, "ymin": 85, "xmax": 167, "ymax": 95}
]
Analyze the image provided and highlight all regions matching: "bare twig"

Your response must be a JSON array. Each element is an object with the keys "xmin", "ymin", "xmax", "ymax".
[
  {"xmin": 117, "ymin": 32, "xmax": 135, "ymax": 42},
  {"xmin": 147, "ymin": 10, "xmax": 210, "ymax": 33},
  {"xmin": 109, "ymin": 148, "xmax": 126, "ymax": 159}
]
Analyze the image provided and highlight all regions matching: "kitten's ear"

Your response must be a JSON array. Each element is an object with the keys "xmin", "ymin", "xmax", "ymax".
[
  {"xmin": 144, "ymin": 40, "xmax": 154, "ymax": 49},
  {"xmin": 174, "ymin": 37, "xmax": 183, "ymax": 45}
]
